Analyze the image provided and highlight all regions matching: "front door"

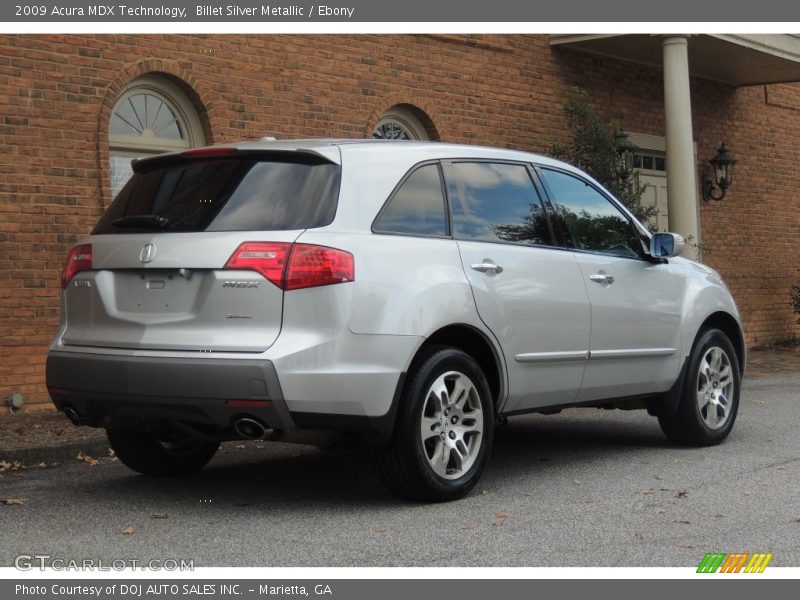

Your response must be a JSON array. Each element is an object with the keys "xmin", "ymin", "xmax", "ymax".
[{"xmin": 538, "ymin": 167, "xmax": 683, "ymax": 402}]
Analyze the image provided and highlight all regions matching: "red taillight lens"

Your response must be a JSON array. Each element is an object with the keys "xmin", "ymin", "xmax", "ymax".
[
  {"xmin": 224, "ymin": 242, "xmax": 354, "ymax": 290},
  {"xmin": 224, "ymin": 242, "xmax": 290, "ymax": 288},
  {"xmin": 60, "ymin": 244, "xmax": 92, "ymax": 288},
  {"xmin": 285, "ymin": 243, "xmax": 354, "ymax": 290}
]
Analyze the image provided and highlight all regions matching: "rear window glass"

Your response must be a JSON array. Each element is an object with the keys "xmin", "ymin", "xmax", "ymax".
[{"xmin": 93, "ymin": 154, "xmax": 340, "ymax": 234}]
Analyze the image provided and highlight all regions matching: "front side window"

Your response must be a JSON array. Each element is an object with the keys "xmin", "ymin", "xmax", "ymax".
[
  {"xmin": 540, "ymin": 168, "xmax": 643, "ymax": 259},
  {"xmin": 373, "ymin": 164, "xmax": 447, "ymax": 236},
  {"xmin": 446, "ymin": 162, "xmax": 551, "ymax": 246}
]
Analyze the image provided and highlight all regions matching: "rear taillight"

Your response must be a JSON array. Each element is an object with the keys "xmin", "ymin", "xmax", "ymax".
[
  {"xmin": 285, "ymin": 244, "xmax": 355, "ymax": 290},
  {"xmin": 223, "ymin": 242, "xmax": 290, "ymax": 288},
  {"xmin": 60, "ymin": 244, "xmax": 92, "ymax": 288},
  {"xmin": 224, "ymin": 242, "xmax": 354, "ymax": 290}
]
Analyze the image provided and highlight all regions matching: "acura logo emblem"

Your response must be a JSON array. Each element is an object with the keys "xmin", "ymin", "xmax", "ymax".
[{"xmin": 139, "ymin": 243, "xmax": 157, "ymax": 264}]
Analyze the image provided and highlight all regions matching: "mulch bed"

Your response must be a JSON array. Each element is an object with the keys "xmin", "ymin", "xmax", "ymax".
[{"xmin": 0, "ymin": 409, "xmax": 105, "ymax": 456}]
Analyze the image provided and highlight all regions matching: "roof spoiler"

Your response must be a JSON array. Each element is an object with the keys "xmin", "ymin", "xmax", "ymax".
[{"xmin": 131, "ymin": 145, "xmax": 341, "ymax": 172}]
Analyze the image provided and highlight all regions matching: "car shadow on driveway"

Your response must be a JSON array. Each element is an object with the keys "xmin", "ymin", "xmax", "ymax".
[
  {"xmin": 495, "ymin": 411, "xmax": 674, "ymax": 455},
  {"xmin": 90, "ymin": 410, "xmax": 677, "ymax": 507}
]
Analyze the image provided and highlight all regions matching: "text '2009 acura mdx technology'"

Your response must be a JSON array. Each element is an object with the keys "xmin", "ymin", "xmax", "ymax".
[{"xmin": 46, "ymin": 139, "xmax": 745, "ymax": 501}]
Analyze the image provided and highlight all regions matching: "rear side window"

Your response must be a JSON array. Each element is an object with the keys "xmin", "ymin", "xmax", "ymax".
[
  {"xmin": 373, "ymin": 164, "xmax": 447, "ymax": 236},
  {"xmin": 93, "ymin": 154, "xmax": 340, "ymax": 234},
  {"xmin": 445, "ymin": 162, "xmax": 551, "ymax": 246}
]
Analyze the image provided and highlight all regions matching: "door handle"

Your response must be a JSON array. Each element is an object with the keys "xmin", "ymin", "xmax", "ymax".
[
  {"xmin": 589, "ymin": 272, "xmax": 614, "ymax": 285},
  {"xmin": 471, "ymin": 261, "xmax": 504, "ymax": 274}
]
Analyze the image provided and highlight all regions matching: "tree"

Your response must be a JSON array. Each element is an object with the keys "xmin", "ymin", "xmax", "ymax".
[{"xmin": 549, "ymin": 87, "xmax": 658, "ymax": 229}]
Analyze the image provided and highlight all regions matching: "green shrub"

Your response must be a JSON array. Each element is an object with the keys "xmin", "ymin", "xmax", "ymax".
[{"xmin": 549, "ymin": 87, "xmax": 658, "ymax": 230}]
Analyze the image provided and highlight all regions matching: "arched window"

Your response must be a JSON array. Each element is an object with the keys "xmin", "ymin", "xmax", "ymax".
[
  {"xmin": 108, "ymin": 74, "xmax": 205, "ymax": 198},
  {"xmin": 373, "ymin": 105, "xmax": 433, "ymax": 141}
]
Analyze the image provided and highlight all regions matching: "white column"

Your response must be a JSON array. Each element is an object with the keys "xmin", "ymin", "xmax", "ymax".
[{"xmin": 662, "ymin": 35, "xmax": 700, "ymax": 258}]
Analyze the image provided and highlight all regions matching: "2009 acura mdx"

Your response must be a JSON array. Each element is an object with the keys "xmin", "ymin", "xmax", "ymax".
[{"xmin": 46, "ymin": 139, "xmax": 744, "ymax": 501}]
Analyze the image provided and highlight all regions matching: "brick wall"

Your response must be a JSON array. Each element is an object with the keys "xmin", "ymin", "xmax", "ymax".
[{"xmin": 1, "ymin": 34, "xmax": 798, "ymax": 410}]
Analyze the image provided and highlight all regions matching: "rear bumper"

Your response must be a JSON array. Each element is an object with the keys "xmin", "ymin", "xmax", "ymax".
[
  {"xmin": 45, "ymin": 350, "xmax": 404, "ymax": 444},
  {"xmin": 46, "ymin": 351, "xmax": 294, "ymax": 432}
]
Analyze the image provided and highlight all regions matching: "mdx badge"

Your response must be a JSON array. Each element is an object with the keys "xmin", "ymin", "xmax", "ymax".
[
  {"xmin": 139, "ymin": 243, "xmax": 157, "ymax": 264},
  {"xmin": 222, "ymin": 281, "xmax": 260, "ymax": 288}
]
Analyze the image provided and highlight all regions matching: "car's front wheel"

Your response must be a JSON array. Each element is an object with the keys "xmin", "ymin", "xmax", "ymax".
[
  {"xmin": 375, "ymin": 347, "xmax": 494, "ymax": 502},
  {"xmin": 107, "ymin": 429, "xmax": 220, "ymax": 476},
  {"xmin": 658, "ymin": 328, "xmax": 741, "ymax": 446}
]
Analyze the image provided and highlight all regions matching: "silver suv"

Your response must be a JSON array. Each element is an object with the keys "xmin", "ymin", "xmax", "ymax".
[{"xmin": 47, "ymin": 139, "xmax": 744, "ymax": 501}]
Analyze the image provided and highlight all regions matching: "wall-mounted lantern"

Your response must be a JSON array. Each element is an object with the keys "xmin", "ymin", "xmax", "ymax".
[{"xmin": 702, "ymin": 143, "xmax": 737, "ymax": 201}]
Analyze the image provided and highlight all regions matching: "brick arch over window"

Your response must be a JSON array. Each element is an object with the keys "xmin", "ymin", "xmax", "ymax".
[
  {"xmin": 366, "ymin": 97, "xmax": 441, "ymax": 141},
  {"xmin": 97, "ymin": 60, "xmax": 213, "ymax": 206}
]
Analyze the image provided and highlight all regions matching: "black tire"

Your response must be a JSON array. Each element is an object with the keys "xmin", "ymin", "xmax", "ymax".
[
  {"xmin": 658, "ymin": 328, "xmax": 741, "ymax": 446},
  {"xmin": 375, "ymin": 347, "xmax": 494, "ymax": 502},
  {"xmin": 107, "ymin": 429, "xmax": 220, "ymax": 476}
]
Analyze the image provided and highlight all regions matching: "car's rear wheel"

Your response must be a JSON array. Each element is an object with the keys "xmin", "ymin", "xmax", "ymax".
[
  {"xmin": 658, "ymin": 328, "xmax": 741, "ymax": 446},
  {"xmin": 375, "ymin": 347, "xmax": 494, "ymax": 502},
  {"xmin": 107, "ymin": 429, "xmax": 220, "ymax": 476}
]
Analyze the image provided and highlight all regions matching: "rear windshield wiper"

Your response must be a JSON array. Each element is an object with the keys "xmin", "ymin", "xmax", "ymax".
[{"xmin": 112, "ymin": 215, "xmax": 171, "ymax": 229}]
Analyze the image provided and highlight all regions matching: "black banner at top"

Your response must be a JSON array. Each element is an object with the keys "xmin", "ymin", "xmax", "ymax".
[{"xmin": 1, "ymin": 0, "xmax": 799, "ymax": 22}]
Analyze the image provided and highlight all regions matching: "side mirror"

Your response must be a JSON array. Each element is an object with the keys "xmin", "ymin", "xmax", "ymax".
[{"xmin": 650, "ymin": 232, "xmax": 685, "ymax": 258}]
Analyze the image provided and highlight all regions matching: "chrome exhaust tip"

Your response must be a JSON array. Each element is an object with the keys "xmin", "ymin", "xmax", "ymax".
[
  {"xmin": 233, "ymin": 417, "xmax": 267, "ymax": 440},
  {"xmin": 63, "ymin": 406, "xmax": 81, "ymax": 426}
]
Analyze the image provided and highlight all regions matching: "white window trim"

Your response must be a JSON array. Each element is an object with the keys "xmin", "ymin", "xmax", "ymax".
[
  {"xmin": 109, "ymin": 74, "xmax": 204, "ymax": 154},
  {"xmin": 374, "ymin": 106, "xmax": 430, "ymax": 141}
]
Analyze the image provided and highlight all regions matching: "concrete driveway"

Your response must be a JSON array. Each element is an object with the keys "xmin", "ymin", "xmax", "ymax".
[{"xmin": 1, "ymin": 373, "xmax": 797, "ymax": 568}]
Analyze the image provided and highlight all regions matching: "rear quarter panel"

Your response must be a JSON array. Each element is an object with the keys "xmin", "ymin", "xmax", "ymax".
[{"xmin": 296, "ymin": 230, "xmax": 485, "ymax": 344}]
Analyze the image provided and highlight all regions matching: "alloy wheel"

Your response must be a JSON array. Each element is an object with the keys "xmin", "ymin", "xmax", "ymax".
[
  {"xmin": 696, "ymin": 346, "xmax": 735, "ymax": 430},
  {"xmin": 419, "ymin": 371, "xmax": 484, "ymax": 480}
]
